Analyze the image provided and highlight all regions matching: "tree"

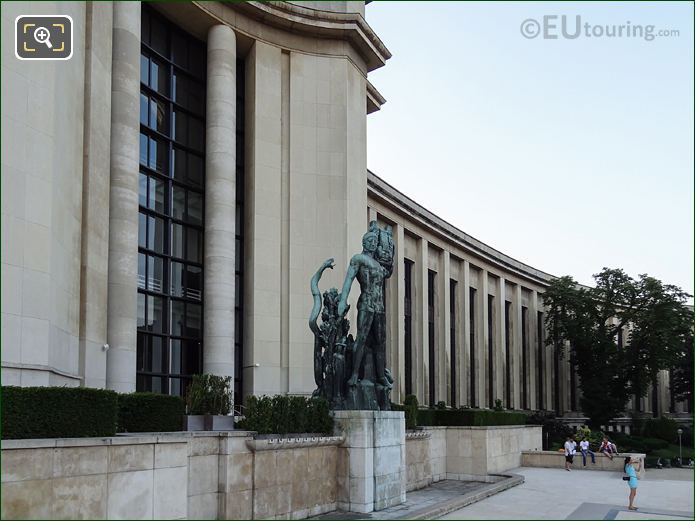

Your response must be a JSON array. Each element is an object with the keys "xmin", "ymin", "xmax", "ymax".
[
  {"xmin": 543, "ymin": 268, "xmax": 692, "ymax": 429},
  {"xmin": 670, "ymin": 336, "xmax": 693, "ymax": 411}
]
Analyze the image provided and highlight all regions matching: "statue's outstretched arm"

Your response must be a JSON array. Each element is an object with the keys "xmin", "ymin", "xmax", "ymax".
[{"xmin": 309, "ymin": 258, "xmax": 334, "ymax": 335}]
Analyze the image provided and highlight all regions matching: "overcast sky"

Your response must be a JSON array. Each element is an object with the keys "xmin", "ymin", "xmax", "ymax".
[{"xmin": 365, "ymin": 1, "xmax": 694, "ymax": 299}]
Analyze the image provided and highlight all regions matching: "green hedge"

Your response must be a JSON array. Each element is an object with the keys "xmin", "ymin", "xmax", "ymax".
[
  {"xmin": 2, "ymin": 386, "xmax": 118, "ymax": 439},
  {"xmin": 240, "ymin": 395, "xmax": 333, "ymax": 435},
  {"xmin": 641, "ymin": 417, "xmax": 679, "ymax": 443},
  {"xmin": 416, "ymin": 408, "xmax": 527, "ymax": 427},
  {"xmin": 118, "ymin": 392, "xmax": 185, "ymax": 433}
]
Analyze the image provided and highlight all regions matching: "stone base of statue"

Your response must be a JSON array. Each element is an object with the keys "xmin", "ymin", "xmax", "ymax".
[
  {"xmin": 345, "ymin": 379, "xmax": 378, "ymax": 411},
  {"xmin": 333, "ymin": 410, "xmax": 406, "ymax": 513}
]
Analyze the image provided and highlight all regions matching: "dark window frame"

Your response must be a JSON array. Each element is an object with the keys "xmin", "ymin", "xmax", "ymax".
[
  {"xmin": 469, "ymin": 287, "xmax": 476, "ymax": 407},
  {"xmin": 137, "ymin": 5, "xmax": 207, "ymax": 396},
  {"xmin": 450, "ymin": 279, "xmax": 457, "ymax": 407},
  {"xmin": 404, "ymin": 259, "xmax": 414, "ymax": 397},
  {"xmin": 428, "ymin": 270, "xmax": 436, "ymax": 407}
]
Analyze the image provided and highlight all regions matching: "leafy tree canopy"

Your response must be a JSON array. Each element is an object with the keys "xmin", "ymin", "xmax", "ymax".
[{"xmin": 543, "ymin": 268, "xmax": 692, "ymax": 428}]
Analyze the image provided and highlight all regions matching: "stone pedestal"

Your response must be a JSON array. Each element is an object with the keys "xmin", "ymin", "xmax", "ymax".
[{"xmin": 333, "ymin": 410, "xmax": 406, "ymax": 513}]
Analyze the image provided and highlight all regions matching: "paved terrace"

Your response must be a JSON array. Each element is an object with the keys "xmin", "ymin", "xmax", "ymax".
[
  {"xmin": 313, "ymin": 467, "xmax": 693, "ymax": 520},
  {"xmin": 440, "ymin": 467, "xmax": 694, "ymax": 520}
]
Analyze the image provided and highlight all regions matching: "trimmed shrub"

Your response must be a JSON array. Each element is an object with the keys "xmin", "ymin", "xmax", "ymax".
[
  {"xmin": 527, "ymin": 412, "xmax": 573, "ymax": 449},
  {"xmin": 642, "ymin": 417, "xmax": 679, "ymax": 444},
  {"xmin": 186, "ymin": 374, "xmax": 232, "ymax": 415},
  {"xmin": 240, "ymin": 395, "xmax": 332, "ymax": 435},
  {"xmin": 117, "ymin": 392, "xmax": 185, "ymax": 433},
  {"xmin": 416, "ymin": 409, "xmax": 436, "ymax": 426},
  {"xmin": 2, "ymin": 386, "xmax": 118, "ymax": 439},
  {"xmin": 306, "ymin": 396, "xmax": 333, "ymax": 435},
  {"xmin": 416, "ymin": 408, "xmax": 527, "ymax": 427},
  {"xmin": 640, "ymin": 437, "xmax": 669, "ymax": 451},
  {"xmin": 403, "ymin": 394, "xmax": 419, "ymax": 430}
]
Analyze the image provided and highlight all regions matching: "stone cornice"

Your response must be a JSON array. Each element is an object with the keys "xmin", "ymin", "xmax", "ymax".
[
  {"xmin": 367, "ymin": 79, "xmax": 386, "ymax": 113},
  {"xmin": 367, "ymin": 170, "xmax": 557, "ymax": 287},
  {"xmin": 228, "ymin": 1, "xmax": 392, "ymax": 71}
]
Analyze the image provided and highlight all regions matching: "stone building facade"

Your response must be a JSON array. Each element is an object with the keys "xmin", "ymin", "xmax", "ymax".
[{"xmin": 1, "ymin": 1, "xmax": 689, "ymax": 424}]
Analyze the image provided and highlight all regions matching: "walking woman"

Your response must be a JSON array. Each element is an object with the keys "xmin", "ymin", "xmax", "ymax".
[{"xmin": 624, "ymin": 456, "xmax": 641, "ymax": 510}]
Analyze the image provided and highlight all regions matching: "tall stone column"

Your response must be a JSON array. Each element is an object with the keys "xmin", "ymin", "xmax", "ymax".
[
  {"xmin": 106, "ymin": 2, "xmax": 141, "ymax": 392},
  {"xmin": 496, "ymin": 277, "xmax": 506, "ymax": 406},
  {"xmin": 461, "ymin": 260, "xmax": 471, "ymax": 407},
  {"xmin": 390, "ymin": 223, "xmax": 405, "ymax": 403},
  {"xmin": 416, "ymin": 238, "xmax": 428, "ymax": 405},
  {"xmin": 513, "ymin": 284, "xmax": 522, "ymax": 410},
  {"xmin": 480, "ymin": 270, "xmax": 489, "ymax": 407},
  {"xmin": 528, "ymin": 289, "xmax": 539, "ymax": 410},
  {"xmin": 203, "ymin": 25, "xmax": 237, "ymax": 388}
]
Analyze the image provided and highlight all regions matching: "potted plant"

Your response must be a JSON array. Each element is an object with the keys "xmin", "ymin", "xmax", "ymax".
[{"xmin": 183, "ymin": 374, "xmax": 234, "ymax": 431}]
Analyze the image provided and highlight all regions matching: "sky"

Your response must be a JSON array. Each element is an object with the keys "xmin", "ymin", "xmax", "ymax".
[{"xmin": 365, "ymin": 1, "xmax": 694, "ymax": 299}]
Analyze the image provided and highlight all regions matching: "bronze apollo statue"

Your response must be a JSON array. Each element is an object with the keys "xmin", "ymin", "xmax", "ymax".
[{"xmin": 309, "ymin": 221, "xmax": 395, "ymax": 410}]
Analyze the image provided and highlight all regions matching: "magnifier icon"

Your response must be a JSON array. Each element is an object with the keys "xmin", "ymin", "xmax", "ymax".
[{"xmin": 33, "ymin": 26, "xmax": 52, "ymax": 49}]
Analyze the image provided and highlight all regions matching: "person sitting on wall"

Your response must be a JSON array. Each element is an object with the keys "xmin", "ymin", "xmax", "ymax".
[
  {"xmin": 599, "ymin": 437, "xmax": 618, "ymax": 460},
  {"xmin": 579, "ymin": 437, "xmax": 596, "ymax": 466}
]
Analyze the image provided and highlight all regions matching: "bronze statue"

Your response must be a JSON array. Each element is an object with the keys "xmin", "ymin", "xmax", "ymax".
[{"xmin": 309, "ymin": 221, "xmax": 394, "ymax": 410}]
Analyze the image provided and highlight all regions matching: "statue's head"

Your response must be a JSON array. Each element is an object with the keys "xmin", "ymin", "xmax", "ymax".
[{"xmin": 362, "ymin": 229, "xmax": 378, "ymax": 253}]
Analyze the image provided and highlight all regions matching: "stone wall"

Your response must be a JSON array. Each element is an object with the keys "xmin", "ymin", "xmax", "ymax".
[
  {"xmin": 405, "ymin": 432, "xmax": 433, "ymax": 491},
  {"xmin": 405, "ymin": 425, "xmax": 543, "ymax": 490},
  {"xmin": 521, "ymin": 450, "xmax": 646, "ymax": 478},
  {"xmin": 446, "ymin": 425, "xmax": 542, "ymax": 480},
  {"xmin": 0, "ymin": 435, "xmax": 189, "ymax": 520},
  {"xmin": 2, "ymin": 425, "xmax": 542, "ymax": 518},
  {"xmin": 428, "ymin": 427, "xmax": 447, "ymax": 481},
  {"xmin": 1, "ymin": 432, "xmax": 341, "ymax": 520}
]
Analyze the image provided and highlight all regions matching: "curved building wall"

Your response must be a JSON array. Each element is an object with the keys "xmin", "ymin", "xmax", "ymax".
[{"xmin": 366, "ymin": 171, "xmax": 691, "ymax": 422}]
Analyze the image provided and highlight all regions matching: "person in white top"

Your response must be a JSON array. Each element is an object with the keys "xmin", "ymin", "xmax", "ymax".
[
  {"xmin": 579, "ymin": 438, "xmax": 596, "ymax": 466},
  {"xmin": 564, "ymin": 436, "xmax": 577, "ymax": 471}
]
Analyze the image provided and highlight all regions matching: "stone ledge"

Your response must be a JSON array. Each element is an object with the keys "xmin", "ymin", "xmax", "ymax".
[
  {"xmin": 2, "ymin": 430, "xmax": 257, "ymax": 450},
  {"xmin": 246, "ymin": 435, "xmax": 345, "ymax": 451}
]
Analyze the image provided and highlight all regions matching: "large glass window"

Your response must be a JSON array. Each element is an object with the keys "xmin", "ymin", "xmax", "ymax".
[
  {"xmin": 488, "ymin": 295, "xmax": 494, "ymax": 408},
  {"xmin": 234, "ymin": 59, "xmax": 246, "ymax": 405},
  {"xmin": 505, "ymin": 301, "xmax": 511, "ymax": 408},
  {"xmin": 428, "ymin": 270, "xmax": 436, "ymax": 407},
  {"xmin": 469, "ymin": 287, "xmax": 476, "ymax": 407},
  {"xmin": 537, "ymin": 311, "xmax": 544, "ymax": 410},
  {"xmin": 404, "ymin": 259, "xmax": 414, "ymax": 397},
  {"xmin": 137, "ymin": 6, "xmax": 206, "ymax": 396},
  {"xmin": 450, "ymin": 279, "xmax": 457, "ymax": 407},
  {"xmin": 522, "ymin": 306, "xmax": 528, "ymax": 410}
]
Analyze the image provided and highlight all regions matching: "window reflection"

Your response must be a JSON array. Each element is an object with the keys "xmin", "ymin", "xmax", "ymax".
[{"xmin": 138, "ymin": 6, "xmax": 207, "ymax": 397}]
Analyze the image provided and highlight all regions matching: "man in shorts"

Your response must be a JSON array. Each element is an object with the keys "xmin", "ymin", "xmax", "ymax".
[{"xmin": 564, "ymin": 435, "xmax": 577, "ymax": 471}]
